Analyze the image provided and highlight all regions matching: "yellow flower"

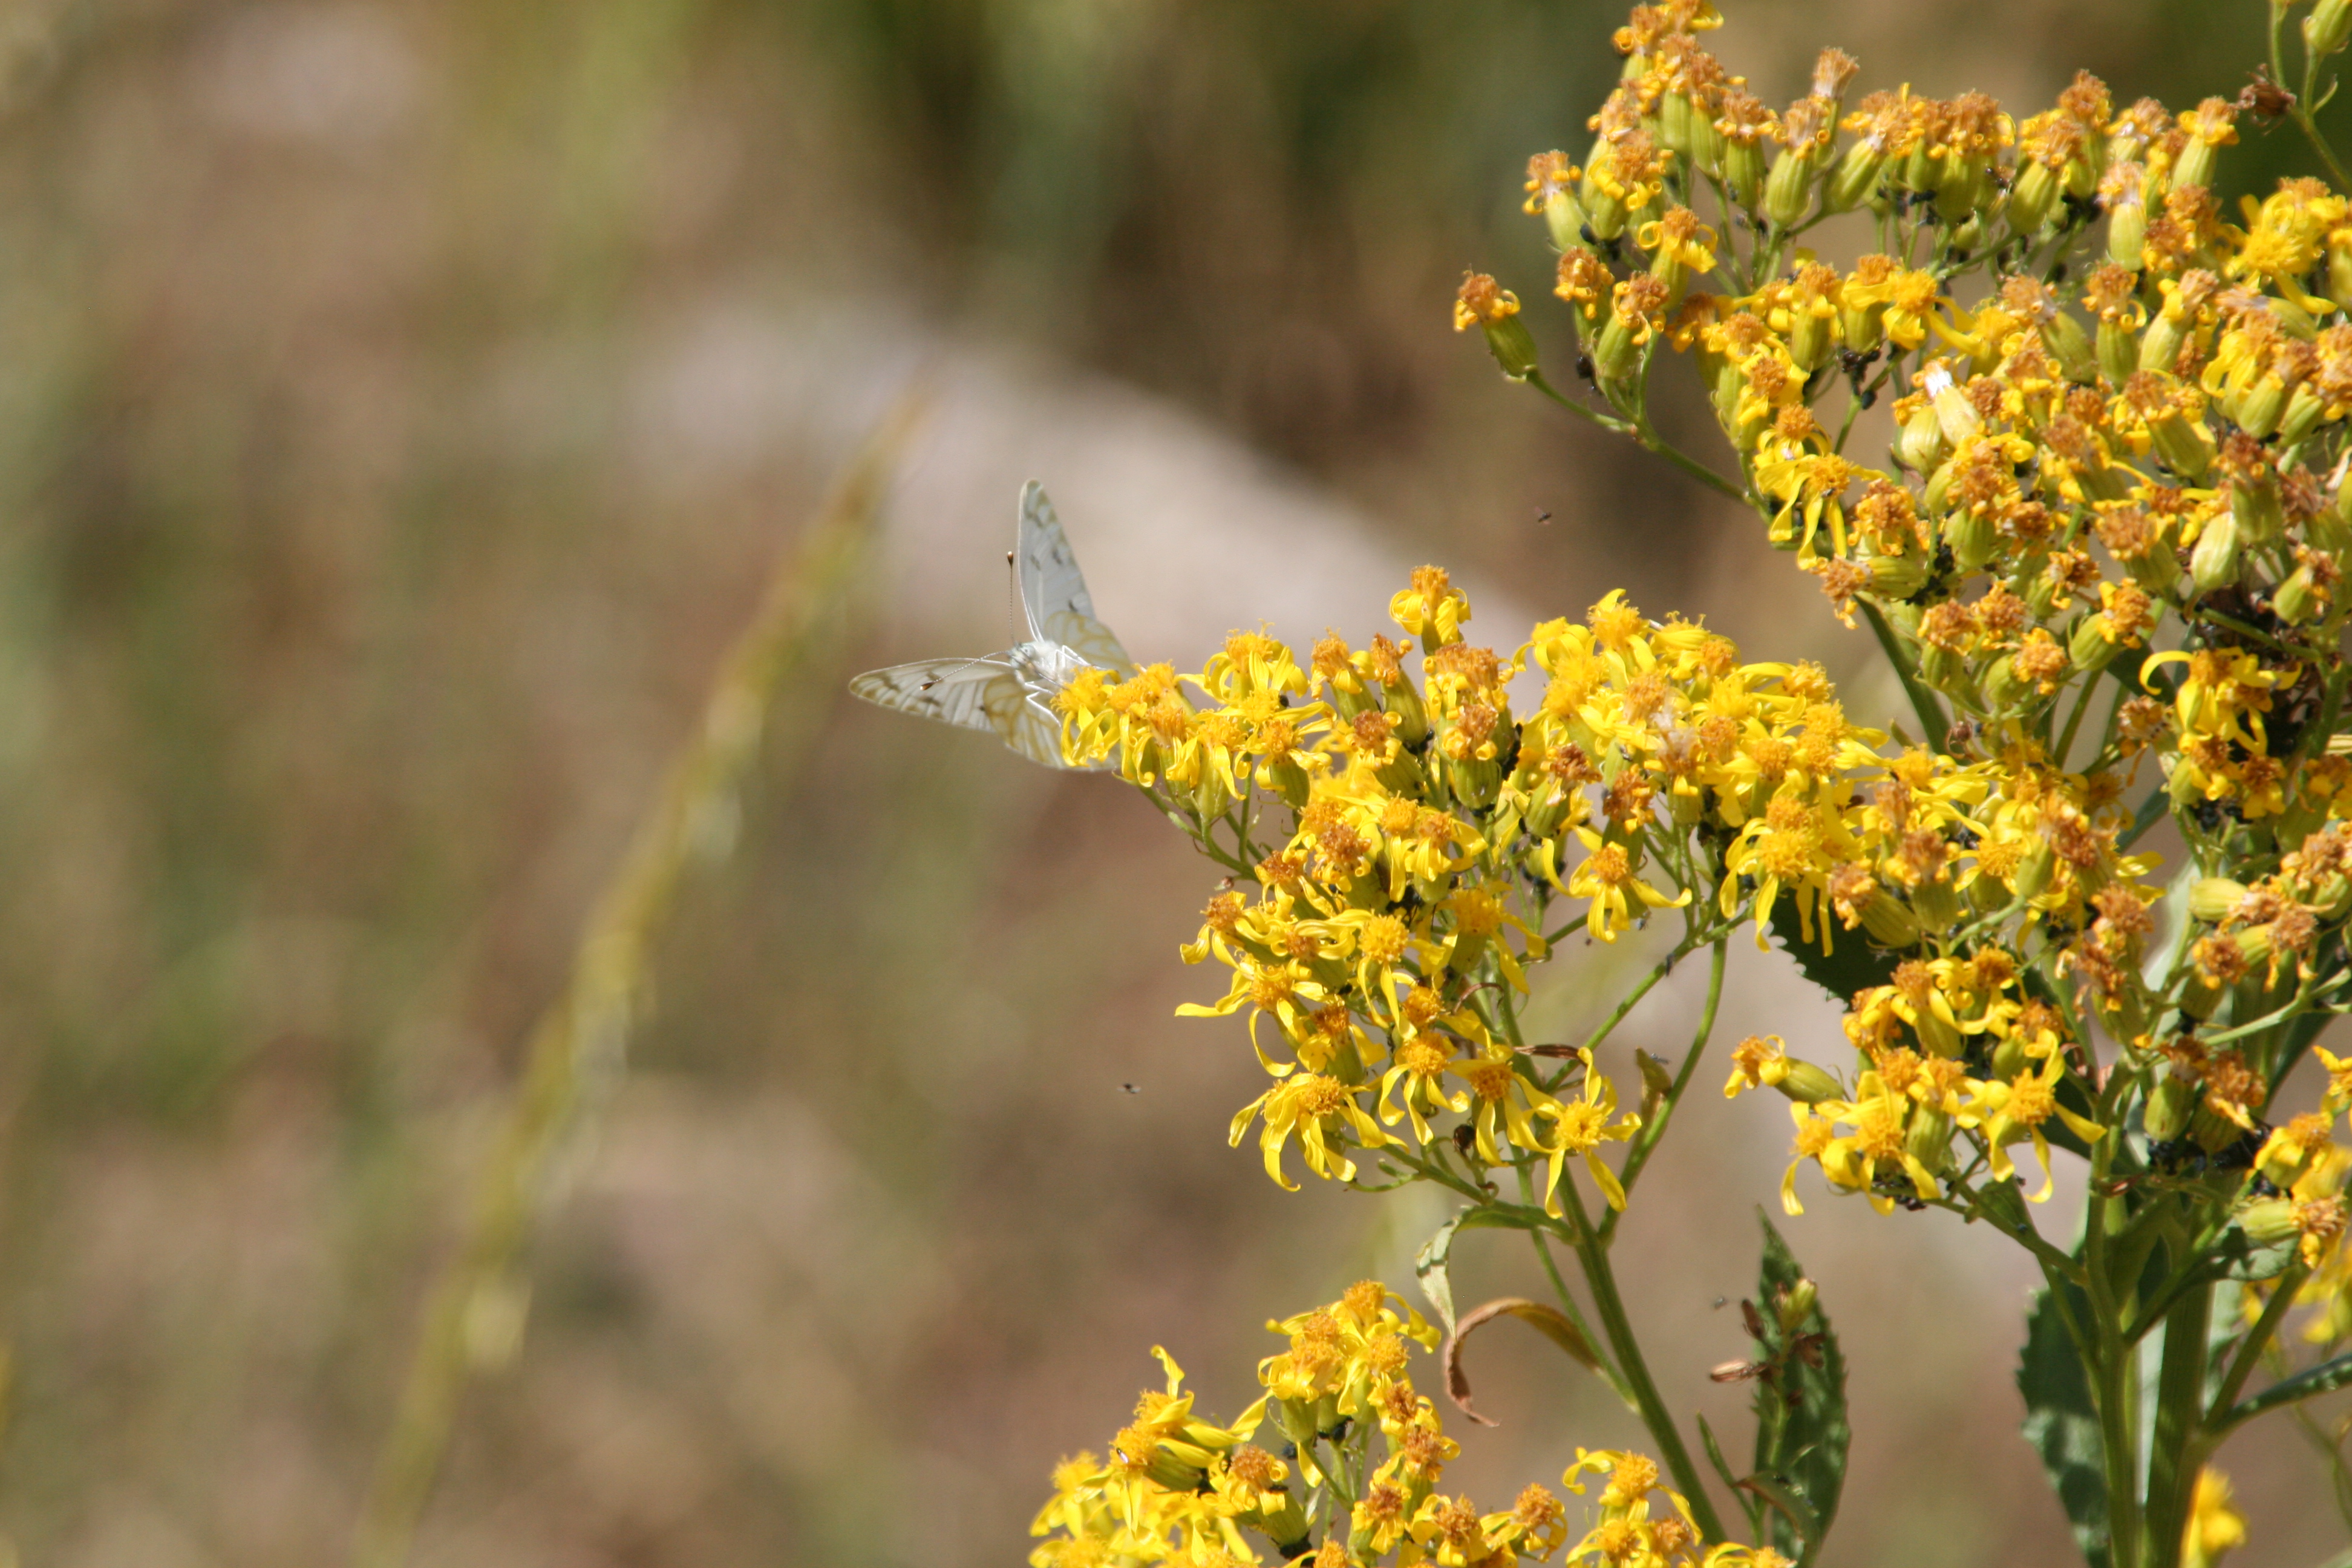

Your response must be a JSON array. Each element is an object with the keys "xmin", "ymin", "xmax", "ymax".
[
  {"xmin": 2180, "ymin": 1466, "xmax": 2247, "ymax": 1568},
  {"xmin": 1563, "ymin": 827, "xmax": 1691, "ymax": 942},
  {"xmin": 1543, "ymin": 1048, "xmax": 1642, "ymax": 1210},
  {"xmin": 1228, "ymin": 1073, "xmax": 1388, "ymax": 1189},
  {"xmin": 1967, "ymin": 1050, "xmax": 2106, "ymax": 1201}
]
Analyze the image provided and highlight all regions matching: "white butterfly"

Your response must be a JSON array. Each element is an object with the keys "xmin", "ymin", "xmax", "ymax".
[{"xmin": 849, "ymin": 480, "xmax": 1138, "ymax": 769}]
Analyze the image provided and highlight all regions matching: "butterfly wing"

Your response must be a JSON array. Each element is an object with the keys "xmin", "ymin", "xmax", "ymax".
[
  {"xmin": 849, "ymin": 655, "xmax": 1094, "ymax": 771},
  {"xmin": 1016, "ymin": 482, "xmax": 1138, "ymax": 678},
  {"xmin": 849, "ymin": 657, "xmax": 1021, "ymax": 734}
]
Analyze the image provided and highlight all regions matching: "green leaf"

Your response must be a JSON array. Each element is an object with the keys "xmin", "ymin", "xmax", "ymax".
[
  {"xmin": 1765, "ymin": 899, "xmax": 1896, "ymax": 1007},
  {"xmin": 1413, "ymin": 1207, "xmax": 1523, "ymax": 1337},
  {"xmin": 1749, "ymin": 1214, "xmax": 1850, "ymax": 1560},
  {"xmin": 2017, "ymin": 1283, "xmax": 2110, "ymax": 1568}
]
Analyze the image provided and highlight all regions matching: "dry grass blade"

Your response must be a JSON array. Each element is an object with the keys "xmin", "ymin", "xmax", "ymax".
[{"xmin": 349, "ymin": 388, "xmax": 929, "ymax": 1568}]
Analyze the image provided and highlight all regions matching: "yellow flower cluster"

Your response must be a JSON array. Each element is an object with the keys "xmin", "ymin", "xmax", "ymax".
[
  {"xmin": 1058, "ymin": 570, "xmax": 2178, "ymax": 1219},
  {"xmin": 1030, "ymin": 1281, "xmax": 1786, "ymax": 1568}
]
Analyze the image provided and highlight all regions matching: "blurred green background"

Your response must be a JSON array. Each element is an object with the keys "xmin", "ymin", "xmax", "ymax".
[{"xmin": 0, "ymin": 0, "xmax": 2344, "ymax": 1564}]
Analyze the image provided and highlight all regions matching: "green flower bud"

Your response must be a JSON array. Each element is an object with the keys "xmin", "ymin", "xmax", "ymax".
[
  {"xmin": 1900, "ymin": 405, "xmax": 1951, "ymax": 474},
  {"xmin": 2138, "ymin": 312, "xmax": 2187, "ymax": 376},
  {"xmin": 1544, "ymin": 190, "xmax": 1590, "ymax": 254},
  {"xmin": 2008, "ymin": 158, "xmax": 2061, "ymax": 235},
  {"xmin": 1858, "ymin": 890, "xmax": 1922, "ymax": 950},
  {"xmin": 1479, "ymin": 314, "xmax": 1541, "ymax": 381},
  {"xmin": 1946, "ymin": 508, "xmax": 1998, "ymax": 573},
  {"xmin": 2279, "ymin": 384, "xmax": 2328, "ymax": 447},
  {"xmin": 1773, "ymin": 1060, "xmax": 1844, "ymax": 1105},
  {"xmin": 2142, "ymin": 1073, "xmax": 2195, "ymax": 1142},
  {"xmin": 2230, "ymin": 469, "xmax": 2284, "ymax": 547},
  {"xmin": 2238, "ymin": 1198, "xmax": 2298, "ymax": 1247},
  {"xmin": 2039, "ymin": 310, "xmax": 2100, "ymax": 384},
  {"xmin": 1911, "ymin": 874, "xmax": 1966, "ymax": 935},
  {"xmin": 1723, "ymin": 140, "xmax": 1767, "ymax": 209},
  {"xmin": 1777, "ymin": 1276, "xmax": 1821, "ymax": 1330},
  {"xmin": 2190, "ymin": 509, "xmax": 2243, "ymax": 594},
  {"xmin": 2310, "ymin": 0, "xmax": 2352, "ymax": 56},
  {"xmin": 1867, "ymin": 551, "xmax": 1928, "ymax": 598},
  {"xmin": 2188, "ymin": 878, "xmax": 2247, "ymax": 923},
  {"xmin": 1824, "ymin": 139, "xmax": 1887, "ymax": 213},
  {"xmin": 2068, "ymin": 615, "xmax": 2122, "ymax": 673},
  {"xmin": 2097, "ymin": 318, "xmax": 2139, "ymax": 385},
  {"xmin": 2276, "ymin": 561, "xmax": 2323, "ymax": 626},
  {"xmin": 1900, "ymin": 1105, "xmax": 1956, "ymax": 1175},
  {"xmin": 2108, "ymin": 195, "xmax": 2148, "ymax": 271},
  {"xmin": 1764, "ymin": 146, "xmax": 1815, "ymax": 228}
]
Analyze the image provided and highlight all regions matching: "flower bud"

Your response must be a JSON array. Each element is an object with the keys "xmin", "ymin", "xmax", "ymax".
[
  {"xmin": 2279, "ymin": 384, "xmax": 2327, "ymax": 448},
  {"xmin": 1867, "ymin": 551, "xmax": 1928, "ymax": 599},
  {"xmin": 2143, "ymin": 1072, "xmax": 2195, "ymax": 1142},
  {"xmin": 1480, "ymin": 313, "xmax": 1541, "ymax": 381},
  {"xmin": 2012, "ymin": 840, "xmax": 2057, "ymax": 904},
  {"xmin": 1544, "ymin": 190, "xmax": 1591, "ymax": 255},
  {"xmin": 2108, "ymin": 192, "xmax": 2148, "ymax": 271},
  {"xmin": 2312, "ymin": 0, "xmax": 2352, "ymax": 56},
  {"xmin": 1722, "ymin": 140, "xmax": 1767, "ymax": 211},
  {"xmin": 2187, "ymin": 877, "xmax": 2248, "ymax": 923},
  {"xmin": 1858, "ymin": 890, "xmax": 1922, "ymax": 949},
  {"xmin": 2237, "ymin": 1198, "xmax": 2298, "ymax": 1248},
  {"xmin": 1911, "ymin": 874, "xmax": 1966, "ymax": 936},
  {"xmin": 2008, "ymin": 158, "xmax": 2060, "ymax": 235},
  {"xmin": 2067, "ymin": 615, "xmax": 2121, "ymax": 674},
  {"xmin": 1824, "ymin": 139, "xmax": 1887, "ymax": 214},
  {"xmin": 1899, "ymin": 405, "xmax": 1950, "ymax": 474},
  {"xmin": 1777, "ymin": 1277, "xmax": 1821, "ymax": 1331},
  {"xmin": 2276, "ymin": 561, "xmax": 2324, "ymax": 626},
  {"xmin": 2097, "ymin": 318, "xmax": 2139, "ymax": 385},
  {"xmin": 1945, "ymin": 508, "xmax": 1998, "ymax": 574},
  {"xmin": 2229, "ymin": 469, "xmax": 2284, "ymax": 547},
  {"xmin": 1764, "ymin": 147, "xmax": 1815, "ymax": 229},
  {"xmin": 1906, "ymin": 1107, "xmax": 1955, "ymax": 1177},
  {"xmin": 2039, "ymin": 310, "xmax": 2100, "ymax": 384},
  {"xmin": 2190, "ymin": 509, "xmax": 2243, "ymax": 594},
  {"xmin": 2333, "ymin": 229, "xmax": 2352, "ymax": 310},
  {"xmin": 1772, "ymin": 1059, "xmax": 1844, "ymax": 1105}
]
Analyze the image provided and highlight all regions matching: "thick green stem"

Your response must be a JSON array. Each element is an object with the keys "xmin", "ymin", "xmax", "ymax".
[
  {"xmin": 2083, "ymin": 1137, "xmax": 2145, "ymax": 1568},
  {"xmin": 1555, "ymin": 1180, "xmax": 1729, "ymax": 1542},
  {"xmin": 2142, "ymin": 1282, "xmax": 2212, "ymax": 1568}
]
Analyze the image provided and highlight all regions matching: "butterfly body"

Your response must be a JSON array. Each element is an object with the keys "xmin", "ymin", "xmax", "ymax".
[{"xmin": 849, "ymin": 482, "xmax": 1135, "ymax": 769}]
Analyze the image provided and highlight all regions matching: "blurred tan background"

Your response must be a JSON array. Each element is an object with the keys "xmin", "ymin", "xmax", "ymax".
[{"xmin": 0, "ymin": 0, "xmax": 2343, "ymax": 1564}]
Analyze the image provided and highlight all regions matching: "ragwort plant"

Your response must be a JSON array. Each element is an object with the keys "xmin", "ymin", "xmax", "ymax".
[{"xmin": 1005, "ymin": 4, "xmax": 2352, "ymax": 1564}]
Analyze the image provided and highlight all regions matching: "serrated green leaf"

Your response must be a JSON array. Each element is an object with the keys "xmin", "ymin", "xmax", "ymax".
[
  {"xmin": 2017, "ymin": 1283, "xmax": 2110, "ymax": 1568},
  {"xmin": 1749, "ymin": 1214, "xmax": 1849, "ymax": 1560},
  {"xmin": 1765, "ymin": 900, "xmax": 1896, "ymax": 1007}
]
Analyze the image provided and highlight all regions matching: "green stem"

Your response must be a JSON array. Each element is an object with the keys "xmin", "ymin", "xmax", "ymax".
[
  {"xmin": 1526, "ymin": 370, "xmax": 1752, "ymax": 507},
  {"xmin": 1599, "ymin": 938, "xmax": 1726, "ymax": 1243},
  {"xmin": 2282, "ymin": 5, "xmax": 2352, "ymax": 189},
  {"xmin": 1858, "ymin": 599, "xmax": 1951, "ymax": 754},
  {"xmin": 2207, "ymin": 1267, "xmax": 2308, "ymax": 1430},
  {"xmin": 2083, "ymin": 1134, "xmax": 2145, "ymax": 1568},
  {"xmin": 2142, "ymin": 1282, "xmax": 2212, "ymax": 1568},
  {"xmin": 1556, "ymin": 1178, "xmax": 1729, "ymax": 1542},
  {"xmin": 1516, "ymin": 1164, "xmax": 1638, "ymax": 1409}
]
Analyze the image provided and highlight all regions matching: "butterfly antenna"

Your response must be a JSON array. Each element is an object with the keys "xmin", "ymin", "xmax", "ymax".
[
  {"xmin": 917, "ymin": 652, "xmax": 999, "ymax": 692},
  {"xmin": 1006, "ymin": 549, "xmax": 1023, "ymax": 645}
]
